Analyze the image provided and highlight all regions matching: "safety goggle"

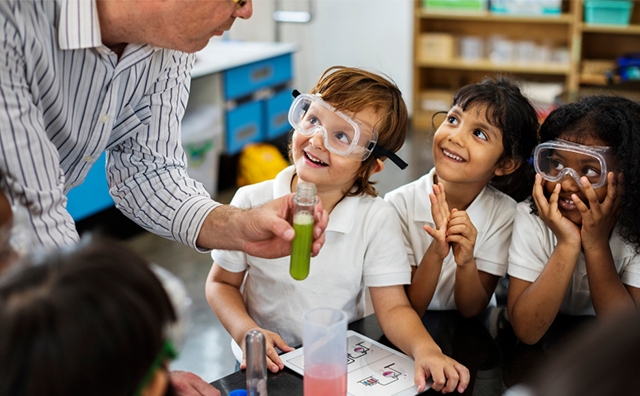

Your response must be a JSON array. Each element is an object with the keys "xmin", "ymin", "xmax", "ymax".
[
  {"xmin": 533, "ymin": 139, "xmax": 615, "ymax": 189},
  {"xmin": 289, "ymin": 90, "xmax": 407, "ymax": 169}
]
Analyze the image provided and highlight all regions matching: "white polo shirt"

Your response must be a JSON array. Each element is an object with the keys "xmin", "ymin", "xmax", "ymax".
[
  {"xmin": 384, "ymin": 168, "xmax": 516, "ymax": 310},
  {"xmin": 508, "ymin": 200, "xmax": 640, "ymax": 316},
  {"xmin": 212, "ymin": 166, "xmax": 412, "ymax": 348}
]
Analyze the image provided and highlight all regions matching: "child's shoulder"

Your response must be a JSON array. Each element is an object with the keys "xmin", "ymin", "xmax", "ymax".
[
  {"xmin": 384, "ymin": 169, "xmax": 435, "ymax": 204},
  {"xmin": 483, "ymin": 184, "xmax": 517, "ymax": 208},
  {"xmin": 230, "ymin": 179, "xmax": 278, "ymax": 209}
]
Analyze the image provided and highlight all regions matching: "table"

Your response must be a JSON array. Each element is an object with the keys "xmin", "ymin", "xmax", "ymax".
[{"xmin": 211, "ymin": 308, "xmax": 595, "ymax": 395}]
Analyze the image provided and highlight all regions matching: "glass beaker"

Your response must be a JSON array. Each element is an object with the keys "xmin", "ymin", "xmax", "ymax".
[{"xmin": 303, "ymin": 307, "xmax": 347, "ymax": 396}]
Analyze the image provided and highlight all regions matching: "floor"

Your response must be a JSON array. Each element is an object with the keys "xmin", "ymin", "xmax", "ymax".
[{"xmin": 125, "ymin": 128, "xmax": 434, "ymax": 384}]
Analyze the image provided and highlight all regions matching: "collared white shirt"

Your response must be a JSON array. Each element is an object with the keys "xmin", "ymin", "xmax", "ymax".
[
  {"xmin": 0, "ymin": 0, "xmax": 220, "ymax": 248},
  {"xmin": 508, "ymin": 199, "xmax": 640, "ymax": 316},
  {"xmin": 212, "ymin": 166, "xmax": 412, "ymax": 348},
  {"xmin": 385, "ymin": 167, "xmax": 516, "ymax": 310}
]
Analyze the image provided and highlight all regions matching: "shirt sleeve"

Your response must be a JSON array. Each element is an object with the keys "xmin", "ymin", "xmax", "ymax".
[
  {"xmin": 362, "ymin": 203, "xmax": 412, "ymax": 287},
  {"xmin": 0, "ymin": 12, "xmax": 79, "ymax": 248},
  {"xmin": 507, "ymin": 202, "xmax": 550, "ymax": 282},
  {"xmin": 384, "ymin": 191, "xmax": 418, "ymax": 268},
  {"xmin": 106, "ymin": 51, "xmax": 221, "ymax": 250},
  {"xmin": 211, "ymin": 186, "xmax": 253, "ymax": 272},
  {"xmin": 474, "ymin": 197, "xmax": 516, "ymax": 277}
]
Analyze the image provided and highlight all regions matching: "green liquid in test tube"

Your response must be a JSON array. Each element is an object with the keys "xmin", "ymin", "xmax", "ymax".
[{"xmin": 290, "ymin": 182, "xmax": 317, "ymax": 281}]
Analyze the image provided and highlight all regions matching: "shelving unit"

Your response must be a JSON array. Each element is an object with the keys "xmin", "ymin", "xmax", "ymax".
[{"xmin": 412, "ymin": 0, "xmax": 640, "ymax": 129}]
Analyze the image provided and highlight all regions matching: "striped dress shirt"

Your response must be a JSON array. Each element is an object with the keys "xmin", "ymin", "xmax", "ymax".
[{"xmin": 0, "ymin": 0, "xmax": 221, "ymax": 249}]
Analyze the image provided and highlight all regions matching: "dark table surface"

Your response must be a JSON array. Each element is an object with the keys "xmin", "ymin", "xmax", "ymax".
[{"xmin": 211, "ymin": 307, "xmax": 595, "ymax": 396}]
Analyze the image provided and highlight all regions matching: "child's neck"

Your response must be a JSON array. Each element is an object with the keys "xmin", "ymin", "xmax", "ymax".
[
  {"xmin": 434, "ymin": 174, "xmax": 487, "ymax": 211},
  {"xmin": 292, "ymin": 175, "xmax": 346, "ymax": 214}
]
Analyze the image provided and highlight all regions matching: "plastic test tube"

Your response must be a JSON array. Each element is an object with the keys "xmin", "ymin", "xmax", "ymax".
[
  {"xmin": 246, "ymin": 329, "xmax": 268, "ymax": 396},
  {"xmin": 289, "ymin": 182, "xmax": 317, "ymax": 281}
]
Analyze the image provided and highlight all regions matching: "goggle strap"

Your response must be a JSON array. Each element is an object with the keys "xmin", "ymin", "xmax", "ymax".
[{"xmin": 372, "ymin": 144, "xmax": 408, "ymax": 170}]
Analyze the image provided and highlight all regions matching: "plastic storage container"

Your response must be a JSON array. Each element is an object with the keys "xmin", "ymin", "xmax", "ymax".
[
  {"xmin": 422, "ymin": 0, "xmax": 488, "ymax": 12},
  {"xmin": 584, "ymin": 0, "xmax": 634, "ymax": 25},
  {"xmin": 490, "ymin": 0, "xmax": 562, "ymax": 16}
]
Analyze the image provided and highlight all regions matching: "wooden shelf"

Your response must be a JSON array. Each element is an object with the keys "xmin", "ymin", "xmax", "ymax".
[
  {"xmin": 580, "ymin": 23, "xmax": 640, "ymax": 35},
  {"xmin": 419, "ymin": 10, "xmax": 574, "ymax": 24},
  {"xmin": 417, "ymin": 59, "xmax": 570, "ymax": 75}
]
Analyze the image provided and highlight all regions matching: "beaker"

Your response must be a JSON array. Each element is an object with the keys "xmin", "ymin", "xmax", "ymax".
[{"xmin": 303, "ymin": 307, "xmax": 347, "ymax": 396}]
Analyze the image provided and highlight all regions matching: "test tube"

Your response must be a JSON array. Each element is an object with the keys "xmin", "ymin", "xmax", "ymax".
[
  {"xmin": 289, "ymin": 182, "xmax": 317, "ymax": 281},
  {"xmin": 246, "ymin": 329, "xmax": 268, "ymax": 396}
]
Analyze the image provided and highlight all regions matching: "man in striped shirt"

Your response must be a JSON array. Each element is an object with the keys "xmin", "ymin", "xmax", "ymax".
[
  {"xmin": 0, "ymin": 1, "xmax": 328, "ymax": 395},
  {"xmin": 0, "ymin": 0, "xmax": 327, "ymax": 257}
]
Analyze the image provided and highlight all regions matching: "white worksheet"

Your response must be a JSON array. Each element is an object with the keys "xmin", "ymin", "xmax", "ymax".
[{"xmin": 282, "ymin": 330, "xmax": 424, "ymax": 396}]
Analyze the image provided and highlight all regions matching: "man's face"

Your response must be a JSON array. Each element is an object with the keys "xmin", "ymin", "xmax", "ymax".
[{"xmin": 114, "ymin": 0, "xmax": 253, "ymax": 53}]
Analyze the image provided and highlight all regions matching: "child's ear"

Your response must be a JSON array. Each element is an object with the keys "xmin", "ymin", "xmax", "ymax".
[
  {"xmin": 371, "ymin": 158, "xmax": 385, "ymax": 176},
  {"xmin": 495, "ymin": 158, "xmax": 520, "ymax": 176}
]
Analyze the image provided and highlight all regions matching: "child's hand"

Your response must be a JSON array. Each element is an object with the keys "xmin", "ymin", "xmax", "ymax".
[
  {"xmin": 446, "ymin": 209, "xmax": 477, "ymax": 267},
  {"xmin": 532, "ymin": 174, "xmax": 581, "ymax": 246},
  {"xmin": 424, "ymin": 182, "xmax": 451, "ymax": 260},
  {"xmin": 574, "ymin": 172, "xmax": 622, "ymax": 249},
  {"xmin": 240, "ymin": 329, "xmax": 295, "ymax": 373},
  {"xmin": 413, "ymin": 346, "xmax": 470, "ymax": 394}
]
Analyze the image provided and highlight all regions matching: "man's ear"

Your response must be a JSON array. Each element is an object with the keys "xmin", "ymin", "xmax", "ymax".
[
  {"xmin": 495, "ymin": 158, "xmax": 520, "ymax": 176},
  {"xmin": 371, "ymin": 158, "xmax": 385, "ymax": 176}
]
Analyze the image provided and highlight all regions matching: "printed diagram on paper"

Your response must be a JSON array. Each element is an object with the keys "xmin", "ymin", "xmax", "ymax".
[
  {"xmin": 283, "ymin": 331, "xmax": 419, "ymax": 396},
  {"xmin": 345, "ymin": 335, "xmax": 416, "ymax": 396},
  {"xmin": 285, "ymin": 333, "xmax": 417, "ymax": 396}
]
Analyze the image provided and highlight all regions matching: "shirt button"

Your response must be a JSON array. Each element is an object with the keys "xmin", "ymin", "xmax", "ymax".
[
  {"xmin": 83, "ymin": 155, "xmax": 93, "ymax": 162},
  {"xmin": 101, "ymin": 115, "xmax": 109, "ymax": 123}
]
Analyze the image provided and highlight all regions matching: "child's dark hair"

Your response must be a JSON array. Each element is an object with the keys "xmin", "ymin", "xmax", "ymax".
[
  {"xmin": 452, "ymin": 76, "xmax": 539, "ymax": 202},
  {"xmin": 537, "ymin": 95, "xmax": 640, "ymax": 253},
  {"xmin": 300, "ymin": 66, "xmax": 409, "ymax": 197},
  {"xmin": 0, "ymin": 237, "xmax": 177, "ymax": 396}
]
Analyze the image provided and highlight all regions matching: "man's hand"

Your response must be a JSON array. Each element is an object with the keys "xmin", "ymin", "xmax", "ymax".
[
  {"xmin": 169, "ymin": 371, "xmax": 221, "ymax": 396},
  {"xmin": 239, "ymin": 194, "xmax": 329, "ymax": 258},
  {"xmin": 197, "ymin": 194, "xmax": 329, "ymax": 259}
]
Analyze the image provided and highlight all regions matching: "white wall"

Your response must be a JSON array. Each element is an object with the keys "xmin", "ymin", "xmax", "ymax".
[{"xmin": 229, "ymin": 0, "xmax": 414, "ymax": 114}]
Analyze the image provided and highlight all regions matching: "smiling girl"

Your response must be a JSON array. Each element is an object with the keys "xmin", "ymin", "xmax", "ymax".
[
  {"xmin": 507, "ymin": 95, "xmax": 640, "ymax": 345},
  {"xmin": 385, "ymin": 77, "xmax": 539, "ymax": 318},
  {"xmin": 206, "ymin": 67, "xmax": 470, "ymax": 393}
]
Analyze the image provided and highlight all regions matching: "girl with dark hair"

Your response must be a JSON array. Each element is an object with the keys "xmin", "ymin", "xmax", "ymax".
[
  {"xmin": 507, "ymin": 95, "xmax": 640, "ymax": 345},
  {"xmin": 0, "ymin": 238, "xmax": 180, "ymax": 396},
  {"xmin": 386, "ymin": 76, "xmax": 539, "ymax": 318}
]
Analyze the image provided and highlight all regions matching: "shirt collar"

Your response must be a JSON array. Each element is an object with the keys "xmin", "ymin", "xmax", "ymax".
[
  {"xmin": 58, "ymin": 0, "xmax": 103, "ymax": 50},
  {"xmin": 273, "ymin": 166, "xmax": 359, "ymax": 234},
  {"xmin": 413, "ymin": 167, "xmax": 489, "ymax": 226}
]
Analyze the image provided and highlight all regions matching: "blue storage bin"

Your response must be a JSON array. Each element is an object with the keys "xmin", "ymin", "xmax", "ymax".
[
  {"xmin": 584, "ymin": 0, "xmax": 633, "ymax": 25},
  {"xmin": 66, "ymin": 152, "xmax": 114, "ymax": 221},
  {"xmin": 226, "ymin": 100, "xmax": 264, "ymax": 155},
  {"xmin": 265, "ymin": 89, "xmax": 293, "ymax": 140},
  {"xmin": 224, "ymin": 54, "xmax": 293, "ymax": 100}
]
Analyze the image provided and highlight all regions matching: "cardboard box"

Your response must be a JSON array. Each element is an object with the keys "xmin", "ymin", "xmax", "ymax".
[{"xmin": 418, "ymin": 33, "xmax": 456, "ymax": 63}]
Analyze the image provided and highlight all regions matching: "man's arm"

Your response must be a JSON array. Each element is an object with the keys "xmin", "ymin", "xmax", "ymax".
[{"xmin": 0, "ymin": 12, "xmax": 79, "ymax": 248}]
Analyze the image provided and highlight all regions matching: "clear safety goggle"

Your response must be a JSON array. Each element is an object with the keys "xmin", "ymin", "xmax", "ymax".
[
  {"xmin": 289, "ymin": 91, "xmax": 407, "ymax": 169},
  {"xmin": 533, "ymin": 139, "xmax": 615, "ymax": 189}
]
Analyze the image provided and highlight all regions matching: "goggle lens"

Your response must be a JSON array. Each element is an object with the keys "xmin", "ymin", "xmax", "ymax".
[{"xmin": 534, "ymin": 143, "xmax": 611, "ymax": 188}]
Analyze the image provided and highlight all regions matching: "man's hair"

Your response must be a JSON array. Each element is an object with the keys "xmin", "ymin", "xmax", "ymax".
[
  {"xmin": 0, "ymin": 237, "xmax": 177, "ymax": 396},
  {"xmin": 302, "ymin": 66, "xmax": 409, "ymax": 197}
]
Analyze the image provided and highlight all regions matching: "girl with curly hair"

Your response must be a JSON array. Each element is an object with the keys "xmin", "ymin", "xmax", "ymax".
[{"xmin": 507, "ymin": 95, "xmax": 640, "ymax": 345}]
